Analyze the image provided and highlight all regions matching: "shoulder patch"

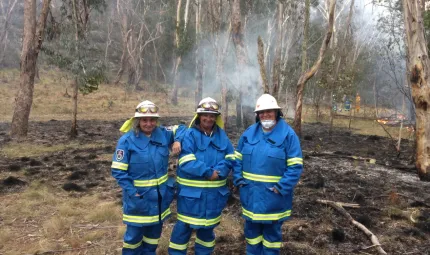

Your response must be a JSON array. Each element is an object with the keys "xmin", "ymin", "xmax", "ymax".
[
  {"xmin": 164, "ymin": 126, "xmax": 173, "ymax": 131},
  {"xmin": 116, "ymin": 149, "xmax": 124, "ymax": 161}
]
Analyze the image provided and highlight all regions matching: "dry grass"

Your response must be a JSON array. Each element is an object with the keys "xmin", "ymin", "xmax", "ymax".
[
  {"xmin": 1, "ymin": 67, "xmax": 411, "ymax": 140},
  {"xmin": 0, "ymin": 68, "xmax": 197, "ymax": 122},
  {"xmin": 0, "ymin": 182, "xmax": 123, "ymax": 255},
  {"xmin": 86, "ymin": 202, "xmax": 122, "ymax": 223}
]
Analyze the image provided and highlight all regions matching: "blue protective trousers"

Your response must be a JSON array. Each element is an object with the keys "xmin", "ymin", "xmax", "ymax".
[
  {"xmin": 168, "ymin": 220, "xmax": 216, "ymax": 255},
  {"xmin": 245, "ymin": 221, "xmax": 283, "ymax": 255},
  {"xmin": 122, "ymin": 224, "xmax": 163, "ymax": 255}
]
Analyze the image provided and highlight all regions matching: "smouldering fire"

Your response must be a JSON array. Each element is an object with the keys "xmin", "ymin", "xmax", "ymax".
[{"xmin": 377, "ymin": 119, "xmax": 388, "ymax": 125}]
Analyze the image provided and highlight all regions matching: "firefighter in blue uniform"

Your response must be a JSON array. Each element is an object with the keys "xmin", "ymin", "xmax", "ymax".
[
  {"xmin": 233, "ymin": 94, "xmax": 303, "ymax": 255},
  {"xmin": 111, "ymin": 100, "xmax": 185, "ymax": 255},
  {"xmin": 168, "ymin": 97, "xmax": 235, "ymax": 255}
]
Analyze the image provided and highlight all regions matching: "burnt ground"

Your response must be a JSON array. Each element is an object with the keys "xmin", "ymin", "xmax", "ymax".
[{"xmin": 0, "ymin": 117, "xmax": 430, "ymax": 254}]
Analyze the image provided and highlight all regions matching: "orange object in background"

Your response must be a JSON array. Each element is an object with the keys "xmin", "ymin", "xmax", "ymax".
[{"xmin": 355, "ymin": 93, "xmax": 361, "ymax": 113}]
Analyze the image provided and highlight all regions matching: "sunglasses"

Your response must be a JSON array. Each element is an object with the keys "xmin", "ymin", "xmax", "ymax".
[
  {"xmin": 199, "ymin": 102, "xmax": 220, "ymax": 111},
  {"xmin": 136, "ymin": 106, "xmax": 159, "ymax": 113}
]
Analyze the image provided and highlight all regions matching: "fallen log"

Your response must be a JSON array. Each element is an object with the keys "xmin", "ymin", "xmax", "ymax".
[{"xmin": 316, "ymin": 199, "xmax": 387, "ymax": 255}]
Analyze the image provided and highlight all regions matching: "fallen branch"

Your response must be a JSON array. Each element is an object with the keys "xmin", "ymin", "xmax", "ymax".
[
  {"xmin": 316, "ymin": 199, "xmax": 387, "ymax": 255},
  {"xmin": 317, "ymin": 199, "xmax": 360, "ymax": 208},
  {"xmin": 75, "ymin": 224, "xmax": 121, "ymax": 229}
]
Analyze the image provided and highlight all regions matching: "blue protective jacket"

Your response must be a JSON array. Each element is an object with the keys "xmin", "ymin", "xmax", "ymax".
[
  {"xmin": 175, "ymin": 124, "xmax": 235, "ymax": 229},
  {"xmin": 233, "ymin": 119, "xmax": 303, "ymax": 223},
  {"xmin": 111, "ymin": 125, "xmax": 185, "ymax": 227}
]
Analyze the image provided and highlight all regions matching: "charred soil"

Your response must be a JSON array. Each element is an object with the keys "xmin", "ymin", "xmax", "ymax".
[{"xmin": 0, "ymin": 118, "xmax": 429, "ymax": 254}]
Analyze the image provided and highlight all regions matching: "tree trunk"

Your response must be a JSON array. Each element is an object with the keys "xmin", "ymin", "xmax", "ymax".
[
  {"xmin": 231, "ymin": 0, "xmax": 251, "ymax": 129},
  {"xmin": 70, "ymin": 0, "xmax": 80, "ymax": 138},
  {"xmin": 10, "ymin": 0, "xmax": 51, "ymax": 138},
  {"xmin": 301, "ymin": 0, "xmax": 310, "ymax": 74},
  {"xmin": 195, "ymin": 0, "xmax": 203, "ymax": 106},
  {"xmin": 114, "ymin": 12, "xmax": 129, "ymax": 85},
  {"xmin": 293, "ymin": 0, "xmax": 336, "ymax": 137},
  {"xmin": 171, "ymin": 0, "xmax": 183, "ymax": 105},
  {"xmin": 258, "ymin": 36, "xmax": 269, "ymax": 93},
  {"xmin": 70, "ymin": 78, "xmax": 79, "ymax": 138},
  {"xmin": 271, "ymin": 2, "xmax": 283, "ymax": 99},
  {"xmin": 402, "ymin": 0, "xmax": 430, "ymax": 181},
  {"xmin": 328, "ymin": 0, "xmax": 354, "ymax": 136}
]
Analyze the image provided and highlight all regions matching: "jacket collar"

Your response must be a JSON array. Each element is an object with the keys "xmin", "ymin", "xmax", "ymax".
[
  {"xmin": 246, "ymin": 119, "xmax": 289, "ymax": 146},
  {"xmin": 128, "ymin": 127, "xmax": 166, "ymax": 149}
]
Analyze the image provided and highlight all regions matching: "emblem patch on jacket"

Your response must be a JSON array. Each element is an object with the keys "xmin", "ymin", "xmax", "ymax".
[{"xmin": 116, "ymin": 149, "xmax": 124, "ymax": 161}]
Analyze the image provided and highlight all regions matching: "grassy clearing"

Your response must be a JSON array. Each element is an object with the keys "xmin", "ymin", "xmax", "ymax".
[
  {"xmin": 0, "ymin": 68, "xmax": 197, "ymax": 122},
  {"xmin": 0, "ymin": 182, "xmax": 123, "ymax": 255},
  {"xmin": 1, "ymin": 67, "xmax": 412, "ymax": 140},
  {"xmin": 0, "ymin": 141, "xmax": 109, "ymax": 159}
]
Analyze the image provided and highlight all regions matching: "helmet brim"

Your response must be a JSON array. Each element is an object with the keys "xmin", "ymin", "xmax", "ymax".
[
  {"xmin": 134, "ymin": 113, "xmax": 160, "ymax": 118},
  {"xmin": 254, "ymin": 106, "xmax": 281, "ymax": 113}
]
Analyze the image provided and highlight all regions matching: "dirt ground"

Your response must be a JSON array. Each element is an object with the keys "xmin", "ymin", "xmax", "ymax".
[{"xmin": 1, "ymin": 117, "xmax": 429, "ymax": 255}]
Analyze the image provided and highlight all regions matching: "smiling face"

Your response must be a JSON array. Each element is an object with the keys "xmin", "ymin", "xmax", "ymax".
[
  {"xmin": 199, "ymin": 113, "xmax": 217, "ymax": 131},
  {"xmin": 258, "ymin": 109, "xmax": 277, "ymax": 121},
  {"xmin": 139, "ymin": 117, "xmax": 157, "ymax": 136}
]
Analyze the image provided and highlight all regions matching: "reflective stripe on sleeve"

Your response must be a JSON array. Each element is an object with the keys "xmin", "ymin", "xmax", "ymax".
[
  {"xmin": 286, "ymin": 157, "xmax": 303, "ymax": 166},
  {"xmin": 172, "ymin": 125, "xmax": 179, "ymax": 135},
  {"xmin": 178, "ymin": 154, "xmax": 197, "ymax": 165},
  {"xmin": 246, "ymin": 235, "xmax": 263, "ymax": 245},
  {"xmin": 195, "ymin": 237, "xmax": 216, "ymax": 248},
  {"xmin": 262, "ymin": 238, "xmax": 282, "ymax": 248},
  {"xmin": 234, "ymin": 151, "xmax": 242, "ymax": 160},
  {"xmin": 169, "ymin": 242, "xmax": 188, "ymax": 250},
  {"xmin": 225, "ymin": 154, "xmax": 235, "ymax": 160},
  {"xmin": 134, "ymin": 174, "xmax": 168, "ymax": 187},
  {"xmin": 123, "ymin": 208, "xmax": 171, "ymax": 224},
  {"xmin": 242, "ymin": 207, "xmax": 291, "ymax": 221},
  {"xmin": 177, "ymin": 177, "xmax": 226, "ymax": 188},
  {"xmin": 177, "ymin": 213, "xmax": 221, "ymax": 227},
  {"xmin": 242, "ymin": 171, "xmax": 282, "ymax": 183},
  {"xmin": 111, "ymin": 161, "xmax": 128, "ymax": 171}
]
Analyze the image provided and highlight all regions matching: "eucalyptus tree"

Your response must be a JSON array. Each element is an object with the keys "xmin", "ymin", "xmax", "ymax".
[
  {"xmin": 42, "ymin": 0, "xmax": 106, "ymax": 137},
  {"xmin": 402, "ymin": 0, "xmax": 430, "ymax": 181},
  {"xmin": 10, "ymin": 0, "xmax": 51, "ymax": 139}
]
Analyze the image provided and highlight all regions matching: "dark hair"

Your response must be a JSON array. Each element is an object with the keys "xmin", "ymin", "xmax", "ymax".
[{"xmin": 255, "ymin": 109, "xmax": 283, "ymax": 123}]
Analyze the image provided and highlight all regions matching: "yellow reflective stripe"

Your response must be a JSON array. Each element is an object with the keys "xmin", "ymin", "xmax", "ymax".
[
  {"xmin": 195, "ymin": 237, "xmax": 216, "ymax": 248},
  {"xmin": 142, "ymin": 236, "xmax": 159, "ymax": 245},
  {"xmin": 169, "ymin": 242, "xmax": 188, "ymax": 250},
  {"xmin": 242, "ymin": 172, "xmax": 281, "ymax": 183},
  {"xmin": 111, "ymin": 161, "xmax": 128, "ymax": 171},
  {"xmin": 123, "ymin": 240, "xmax": 142, "ymax": 249},
  {"xmin": 172, "ymin": 125, "xmax": 179, "ymax": 135},
  {"xmin": 242, "ymin": 207, "xmax": 291, "ymax": 221},
  {"xmin": 134, "ymin": 174, "xmax": 168, "ymax": 187},
  {"xmin": 177, "ymin": 213, "xmax": 221, "ymax": 226},
  {"xmin": 263, "ymin": 238, "xmax": 282, "ymax": 248},
  {"xmin": 177, "ymin": 177, "xmax": 226, "ymax": 188},
  {"xmin": 178, "ymin": 154, "xmax": 197, "ymax": 165},
  {"xmin": 234, "ymin": 151, "xmax": 242, "ymax": 160},
  {"xmin": 225, "ymin": 154, "xmax": 235, "ymax": 160},
  {"xmin": 246, "ymin": 235, "xmax": 263, "ymax": 245},
  {"xmin": 123, "ymin": 208, "xmax": 171, "ymax": 224},
  {"xmin": 286, "ymin": 157, "xmax": 303, "ymax": 166}
]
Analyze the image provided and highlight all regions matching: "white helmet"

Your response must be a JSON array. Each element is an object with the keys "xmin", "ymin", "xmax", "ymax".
[
  {"xmin": 254, "ymin": 94, "xmax": 281, "ymax": 112},
  {"xmin": 134, "ymin": 100, "xmax": 160, "ymax": 118},
  {"xmin": 196, "ymin": 97, "xmax": 221, "ymax": 115}
]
